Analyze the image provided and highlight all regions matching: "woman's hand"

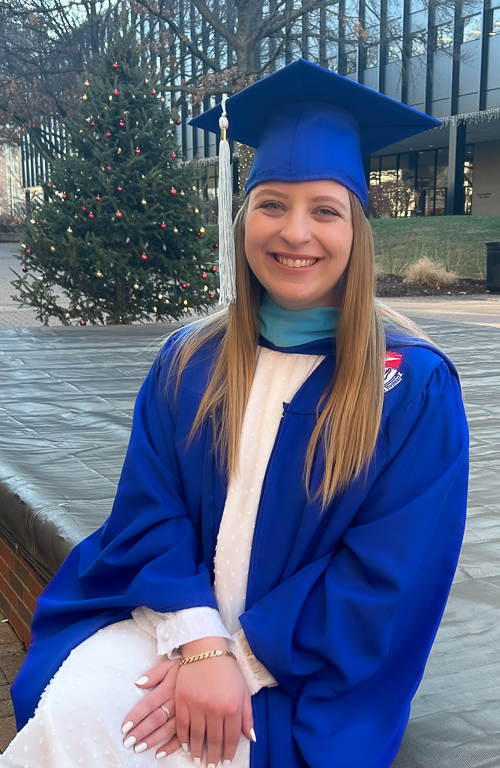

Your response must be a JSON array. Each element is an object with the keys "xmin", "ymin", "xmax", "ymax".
[
  {"xmin": 175, "ymin": 636, "xmax": 254, "ymax": 767},
  {"xmin": 121, "ymin": 657, "xmax": 180, "ymax": 758}
]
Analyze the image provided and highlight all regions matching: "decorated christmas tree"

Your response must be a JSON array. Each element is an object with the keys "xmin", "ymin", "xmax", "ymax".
[{"xmin": 12, "ymin": 28, "xmax": 219, "ymax": 325}]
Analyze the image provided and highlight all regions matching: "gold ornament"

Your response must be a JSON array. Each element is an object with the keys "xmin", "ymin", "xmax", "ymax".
[
  {"xmin": 180, "ymin": 190, "xmax": 185, "ymax": 196},
  {"xmin": 192, "ymin": 186, "xmax": 197, "ymax": 191},
  {"xmin": 50, "ymin": 246, "xmax": 56, "ymax": 252},
  {"xmin": 183, "ymin": 306, "xmax": 188, "ymax": 312},
  {"xmin": 184, "ymin": 299, "xmax": 188, "ymax": 305},
  {"xmin": 84, "ymin": 80, "xmax": 90, "ymax": 86},
  {"xmin": 30, "ymin": 218, "xmax": 36, "ymax": 224},
  {"xmin": 21, "ymin": 243, "xmax": 26, "ymax": 249},
  {"xmin": 204, "ymin": 285, "xmax": 208, "ymax": 292},
  {"xmin": 96, "ymin": 270, "xmax": 103, "ymax": 277},
  {"xmin": 158, "ymin": 294, "xmax": 163, "ymax": 299},
  {"xmin": 173, "ymin": 227, "xmax": 179, "ymax": 233},
  {"xmin": 199, "ymin": 226, "xmax": 206, "ymax": 234},
  {"xmin": 141, "ymin": 199, "xmax": 147, "ymax": 205},
  {"xmin": 153, "ymin": 306, "xmax": 158, "ymax": 312},
  {"xmin": 169, "ymin": 119, "xmax": 174, "ymax": 125},
  {"xmin": 194, "ymin": 207, "xmax": 199, "ymax": 214},
  {"xmin": 144, "ymin": 78, "xmax": 149, "ymax": 84},
  {"xmin": 133, "ymin": 283, "xmax": 140, "ymax": 290},
  {"xmin": 117, "ymin": 147, "xmax": 122, "ymax": 154},
  {"xmin": 109, "ymin": 95, "xmax": 113, "ymax": 101},
  {"xmin": 132, "ymin": 294, "xmax": 136, "ymax": 299},
  {"xmin": 74, "ymin": 214, "xmax": 78, "ymax": 219},
  {"xmin": 67, "ymin": 227, "xmax": 73, "ymax": 233},
  {"xmin": 82, "ymin": 94, "xmax": 88, "ymax": 100},
  {"xmin": 132, "ymin": 95, "xmax": 136, "ymax": 99}
]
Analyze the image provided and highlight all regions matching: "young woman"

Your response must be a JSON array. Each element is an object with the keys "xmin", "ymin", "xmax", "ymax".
[{"xmin": 5, "ymin": 61, "xmax": 468, "ymax": 768}]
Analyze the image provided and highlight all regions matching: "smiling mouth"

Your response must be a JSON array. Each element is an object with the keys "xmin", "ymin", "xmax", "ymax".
[{"xmin": 273, "ymin": 254, "xmax": 320, "ymax": 268}]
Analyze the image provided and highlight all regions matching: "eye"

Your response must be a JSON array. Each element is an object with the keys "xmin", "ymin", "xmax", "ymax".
[
  {"xmin": 260, "ymin": 201, "xmax": 283, "ymax": 212},
  {"xmin": 316, "ymin": 207, "xmax": 339, "ymax": 218}
]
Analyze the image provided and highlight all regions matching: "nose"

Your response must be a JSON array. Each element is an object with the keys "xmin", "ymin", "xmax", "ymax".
[{"xmin": 279, "ymin": 209, "xmax": 311, "ymax": 247}]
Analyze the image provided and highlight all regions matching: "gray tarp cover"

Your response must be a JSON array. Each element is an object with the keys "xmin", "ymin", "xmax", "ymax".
[{"xmin": 0, "ymin": 320, "xmax": 499, "ymax": 765}]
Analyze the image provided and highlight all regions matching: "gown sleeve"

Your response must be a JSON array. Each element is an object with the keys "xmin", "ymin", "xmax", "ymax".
[
  {"xmin": 12, "ymin": 334, "xmax": 218, "ymax": 729},
  {"xmin": 239, "ymin": 360, "xmax": 469, "ymax": 767}
]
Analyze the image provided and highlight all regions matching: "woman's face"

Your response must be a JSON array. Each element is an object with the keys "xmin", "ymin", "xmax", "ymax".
[{"xmin": 245, "ymin": 180, "xmax": 353, "ymax": 310}]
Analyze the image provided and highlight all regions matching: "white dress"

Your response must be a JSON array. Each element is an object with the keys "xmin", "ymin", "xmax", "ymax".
[{"xmin": 1, "ymin": 347, "xmax": 323, "ymax": 768}]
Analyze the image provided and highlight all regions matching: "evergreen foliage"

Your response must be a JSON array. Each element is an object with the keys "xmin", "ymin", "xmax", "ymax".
[{"xmin": 12, "ymin": 29, "xmax": 219, "ymax": 325}]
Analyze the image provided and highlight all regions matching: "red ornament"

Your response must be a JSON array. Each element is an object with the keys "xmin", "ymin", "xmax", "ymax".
[
  {"xmin": 197, "ymin": 231, "xmax": 202, "ymax": 237},
  {"xmin": 187, "ymin": 187, "xmax": 191, "ymax": 191},
  {"xmin": 117, "ymin": 186, "xmax": 123, "ymax": 191},
  {"xmin": 211, "ymin": 266, "xmax": 217, "ymax": 273},
  {"xmin": 79, "ymin": 319, "xmax": 87, "ymax": 326},
  {"xmin": 112, "ymin": 61, "xmax": 118, "ymax": 68},
  {"xmin": 106, "ymin": 131, "xmax": 112, "ymax": 137},
  {"xmin": 152, "ymin": 89, "xmax": 157, "ymax": 94},
  {"xmin": 170, "ymin": 188, "xmax": 177, "ymax": 195},
  {"xmin": 91, "ymin": 121, "xmax": 96, "ymax": 126},
  {"xmin": 160, "ymin": 222, "xmax": 167, "ymax": 229},
  {"xmin": 82, "ymin": 206, "xmax": 87, "ymax": 212},
  {"xmin": 209, "ymin": 291, "xmax": 215, "ymax": 299},
  {"xmin": 26, "ymin": 249, "xmax": 32, "ymax": 254},
  {"xmin": 140, "ymin": 253, "xmax": 148, "ymax": 261},
  {"xmin": 176, "ymin": 119, "xmax": 181, "ymax": 125},
  {"xmin": 47, "ymin": 183, "xmax": 52, "ymax": 188},
  {"xmin": 201, "ymin": 272, "xmax": 208, "ymax": 279},
  {"xmin": 115, "ymin": 211, "xmax": 122, "ymax": 219},
  {"xmin": 22, "ymin": 266, "xmax": 29, "ymax": 273},
  {"xmin": 212, "ymin": 243, "xmax": 219, "ymax": 249},
  {"xmin": 119, "ymin": 120, "xmax": 125, "ymax": 126},
  {"xmin": 107, "ymin": 165, "xmax": 112, "ymax": 170},
  {"xmin": 113, "ymin": 89, "xmax": 119, "ymax": 95},
  {"xmin": 43, "ymin": 219, "xmax": 48, "ymax": 224},
  {"xmin": 95, "ymin": 195, "xmax": 101, "ymax": 201},
  {"xmin": 62, "ymin": 193, "xmax": 67, "ymax": 200},
  {"xmin": 171, "ymin": 152, "xmax": 177, "ymax": 158},
  {"xmin": 135, "ymin": 147, "xmax": 141, "ymax": 154},
  {"xmin": 181, "ymin": 283, "xmax": 188, "ymax": 289},
  {"xmin": 88, "ymin": 212, "xmax": 95, "ymax": 219}
]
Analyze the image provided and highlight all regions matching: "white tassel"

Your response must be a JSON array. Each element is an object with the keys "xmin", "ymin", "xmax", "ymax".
[{"xmin": 217, "ymin": 98, "xmax": 237, "ymax": 305}]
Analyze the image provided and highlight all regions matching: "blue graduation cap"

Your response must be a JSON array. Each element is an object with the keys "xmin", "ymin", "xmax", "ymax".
[{"xmin": 189, "ymin": 59, "xmax": 442, "ymax": 303}]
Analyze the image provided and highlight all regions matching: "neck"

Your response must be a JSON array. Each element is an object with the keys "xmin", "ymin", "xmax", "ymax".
[{"xmin": 258, "ymin": 292, "xmax": 338, "ymax": 348}]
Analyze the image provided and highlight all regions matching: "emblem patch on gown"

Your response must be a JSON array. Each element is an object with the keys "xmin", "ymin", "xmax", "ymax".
[{"xmin": 384, "ymin": 351, "xmax": 403, "ymax": 393}]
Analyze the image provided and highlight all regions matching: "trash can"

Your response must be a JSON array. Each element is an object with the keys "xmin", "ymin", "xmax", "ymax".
[{"xmin": 485, "ymin": 242, "xmax": 500, "ymax": 292}]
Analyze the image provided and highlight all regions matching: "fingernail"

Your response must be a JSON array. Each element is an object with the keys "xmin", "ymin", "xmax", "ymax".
[
  {"xmin": 135, "ymin": 676, "xmax": 149, "ymax": 686},
  {"xmin": 124, "ymin": 736, "xmax": 136, "ymax": 749},
  {"xmin": 208, "ymin": 763, "xmax": 216, "ymax": 768},
  {"xmin": 223, "ymin": 761, "xmax": 231, "ymax": 768},
  {"xmin": 156, "ymin": 752, "xmax": 167, "ymax": 760},
  {"xmin": 134, "ymin": 742, "xmax": 148, "ymax": 754},
  {"xmin": 121, "ymin": 721, "xmax": 134, "ymax": 735},
  {"xmin": 181, "ymin": 743, "xmax": 189, "ymax": 753},
  {"xmin": 193, "ymin": 759, "xmax": 201, "ymax": 767},
  {"xmin": 250, "ymin": 728, "xmax": 257, "ymax": 743}
]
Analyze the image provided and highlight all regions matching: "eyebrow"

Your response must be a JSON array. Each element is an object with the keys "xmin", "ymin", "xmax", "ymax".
[{"xmin": 253, "ymin": 189, "xmax": 348, "ymax": 213}]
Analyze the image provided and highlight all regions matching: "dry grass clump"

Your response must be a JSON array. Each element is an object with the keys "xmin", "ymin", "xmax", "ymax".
[{"xmin": 404, "ymin": 257, "xmax": 458, "ymax": 287}]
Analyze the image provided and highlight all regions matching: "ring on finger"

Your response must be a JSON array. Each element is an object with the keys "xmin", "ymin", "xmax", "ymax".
[{"xmin": 160, "ymin": 704, "xmax": 171, "ymax": 720}]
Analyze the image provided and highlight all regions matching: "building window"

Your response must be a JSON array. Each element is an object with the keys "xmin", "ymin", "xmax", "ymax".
[
  {"xmin": 490, "ymin": 7, "xmax": 500, "ymax": 35},
  {"xmin": 435, "ymin": 23, "xmax": 454, "ymax": 49},
  {"xmin": 345, "ymin": 47, "xmax": 357, "ymax": 74},
  {"xmin": 462, "ymin": 13, "xmax": 482, "ymax": 42},
  {"xmin": 410, "ymin": 31, "xmax": 427, "ymax": 56},
  {"xmin": 365, "ymin": 44, "xmax": 379, "ymax": 67}
]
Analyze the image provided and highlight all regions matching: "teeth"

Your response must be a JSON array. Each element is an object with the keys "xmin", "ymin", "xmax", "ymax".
[{"xmin": 275, "ymin": 255, "xmax": 317, "ymax": 268}]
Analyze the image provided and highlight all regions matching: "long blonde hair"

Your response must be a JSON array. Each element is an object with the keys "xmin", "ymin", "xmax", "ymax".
[{"xmin": 172, "ymin": 190, "xmax": 424, "ymax": 508}]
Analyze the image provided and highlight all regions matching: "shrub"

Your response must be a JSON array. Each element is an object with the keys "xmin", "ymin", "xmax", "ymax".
[{"xmin": 404, "ymin": 257, "xmax": 457, "ymax": 287}]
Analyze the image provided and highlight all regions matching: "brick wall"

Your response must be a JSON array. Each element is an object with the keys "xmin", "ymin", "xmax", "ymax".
[{"xmin": 0, "ymin": 537, "xmax": 48, "ymax": 647}]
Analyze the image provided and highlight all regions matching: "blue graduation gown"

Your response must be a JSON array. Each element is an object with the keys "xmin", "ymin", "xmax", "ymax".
[{"xmin": 12, "ymin": 329, "xmax": 469, "ymax": 768}]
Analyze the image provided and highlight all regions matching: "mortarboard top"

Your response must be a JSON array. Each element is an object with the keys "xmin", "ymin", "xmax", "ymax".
[{"xmin": 189, "ymin": 58, "xmax": 442, "ymax": 207}]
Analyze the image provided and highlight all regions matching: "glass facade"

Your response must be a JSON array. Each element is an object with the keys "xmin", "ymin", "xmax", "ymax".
[{"xmin": 369, "ymin": 147, "xmax": 474, "ymax": 217}]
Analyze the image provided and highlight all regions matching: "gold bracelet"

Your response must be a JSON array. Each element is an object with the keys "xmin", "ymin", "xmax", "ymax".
[{"xmin": 180, "ymin": 649, "xmax": 236, "ymax": 666}]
